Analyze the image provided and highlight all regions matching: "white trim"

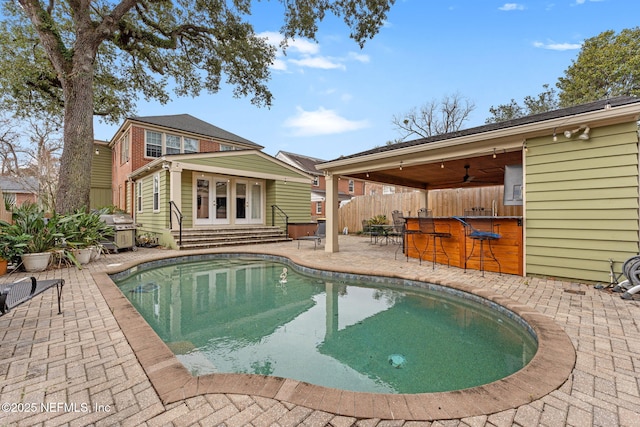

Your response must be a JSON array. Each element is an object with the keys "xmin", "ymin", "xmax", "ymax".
[
  {"xmin": 136, "ymin": 180, "xmax": 143, "ymax": 213},
  {"xmin": 152, "ymin": 173, "xmax": 160, "ymax": 213}
]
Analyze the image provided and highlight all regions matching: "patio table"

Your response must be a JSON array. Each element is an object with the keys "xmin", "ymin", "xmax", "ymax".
[{"xmin": 370, "ymin": 224, "xmax": 398, "ymax": 245}]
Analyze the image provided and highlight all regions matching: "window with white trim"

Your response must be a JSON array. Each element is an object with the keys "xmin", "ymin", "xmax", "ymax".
[
  {"xmin": 184, "ymin": 137, "xmax": 199, "ymax": 153},
  {"xmin": 348, "ymin": 180, "xmax": 354, "ymax": 192},
  {"xmin": 145, "ymin": 131, "xmax": 162, "ymax": 158},
  {"xmin": 136, "ymin": 181, "xmax": 143, "ymax": 213},
  {"xmin": 219, "ymin": 144, "xmax": 234, "ymax": 151},
  {"xmin": 153, "ymin": 173, "xmax": 160, "ymax": 212},
  {"xmin": 120, "ymin": 132, "xmax": 129, "ymax": 164},
  {"xmin": 165, "ymin": 134, "xmax": 181, "ymax": 155},
  {"xmin": 312, "ymin": 176, "xmax": 319, "ymax": 186},
  {"xmin": 316, "ymin": 201, "xmax": 322, "ymax": 215}
]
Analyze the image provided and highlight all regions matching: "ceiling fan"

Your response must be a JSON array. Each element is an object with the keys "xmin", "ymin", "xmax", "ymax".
[
  {"xmin": 461, "ymin": 164, "xmax": 494, "ymax": 184},
  {"xmin": 462, "ymin": 165, "xmax": 475, "ymax": 183}
]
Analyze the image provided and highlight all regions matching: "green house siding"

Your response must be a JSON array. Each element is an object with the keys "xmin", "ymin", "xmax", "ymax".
[
  {"xmin": 90, "ymin": 146, "xmax": 112, "ymax": 209},
  {"xmin": 135, "ymin": 172, "xmax": 171, "ymax": 245},
  {"xmin": 266, "ymin": 181, "xmax": 311, "ymax": 228},
  {"xmin": 180, "ymin": 170, "xmax": 194, "ymax": 228},
  {"xmin": 182, "ymin": 153, "xmax": 304, "ymax": 178},
  {"xmin": 525, "ymin": 122, "xmax": 639, "ymax": 282}
]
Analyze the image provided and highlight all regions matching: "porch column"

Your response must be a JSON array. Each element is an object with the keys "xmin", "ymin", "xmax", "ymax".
[
  {"xmin": 169, "ymin": 164, "xmax": 183, "ymax": 231},
  {"xmin": 325, "ymin": 173, "xmax": 339, "ymax": 252}
]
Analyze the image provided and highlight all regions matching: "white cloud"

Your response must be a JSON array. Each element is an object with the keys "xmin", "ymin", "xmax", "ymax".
[
  {"xmin": 270, "ymin": 58, "xmax": 288, "ymax": 71},
  {"xmin": 347, "ymin": 52, "xmax": 370, "ymax": 63},
  {"xmin": 533, "ymin": 40, "xmax": 582, "ymax": 51},
  {"xmin": 288, "ymin": 38, "xmax": 320, "ymax": 55},
  {"xmin": 283, "ymin": 107, "xmax": 370, "ymax": 136},
  {"xmin": 257, "ymin": 30, "xmax": 369, "ymax": 72},
  {"xmin": 290, "ymin": 57, "xmax": 346, "ymax": 70},
  {"xmin": 498, "ymin": 3, "xmax": 525, "ymax": 11}
]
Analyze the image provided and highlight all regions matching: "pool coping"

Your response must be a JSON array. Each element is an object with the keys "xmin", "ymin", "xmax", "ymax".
[{"xmin": 94, "ymin": 250, "xmax": 576, "ymax": 421}]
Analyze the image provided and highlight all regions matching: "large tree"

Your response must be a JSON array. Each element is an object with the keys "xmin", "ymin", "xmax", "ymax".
[
  {"xmin": 390, "ymin": 92, "xmax": 475, "ymax": 142},
  {"xmin": 486, "ymin": 84, "xmax": 559, "ymax": 123},
  {"xmin": 558, "ymin": 27, "xmax": 640, "ymax": 106},
  {"xmin": 0, "ymin": 0, "xmax": 395, "ymax": 213}
]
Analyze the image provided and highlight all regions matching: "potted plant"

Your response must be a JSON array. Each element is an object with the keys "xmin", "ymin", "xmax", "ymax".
[
  {"xmin": 9, "ymin": 203, "xmax": 62, "ymax": 272},
  {"xmin": 0, "ymin": 223, "xmax": 30, "ymax": 274},
  {"xmin": 58, "ymin": 208, "xmax": 114, "ymax": 266}
]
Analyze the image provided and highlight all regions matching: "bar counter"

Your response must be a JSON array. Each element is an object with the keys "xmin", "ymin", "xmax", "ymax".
[{"xmin": 404, "ymin": 216, "xmax": 523, "ymax": 275}]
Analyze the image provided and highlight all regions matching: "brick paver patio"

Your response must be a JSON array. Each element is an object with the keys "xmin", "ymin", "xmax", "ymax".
[{"xmin": 1, "ymin": 235, "xmax": 639, "ymax": 426}]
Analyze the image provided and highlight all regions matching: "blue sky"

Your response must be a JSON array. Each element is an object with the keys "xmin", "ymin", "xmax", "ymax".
[{"xmin": 94, "ymin": 0, "xmax": 640, "ymax": 160}]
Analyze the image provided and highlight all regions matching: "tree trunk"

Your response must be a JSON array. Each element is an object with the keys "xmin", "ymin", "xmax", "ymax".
[{"xmin": 56, "ymin": 72, "xmax": 95, "ymax": 213}]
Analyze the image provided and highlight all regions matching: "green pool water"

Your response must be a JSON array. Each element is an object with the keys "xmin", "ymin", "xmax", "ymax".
[{"xmin": 114, "ymin": 256, "xmax": 537, "ymax": 394}]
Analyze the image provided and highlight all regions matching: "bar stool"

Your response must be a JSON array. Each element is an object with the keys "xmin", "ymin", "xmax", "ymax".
[
  {"xmin": 453, "ymin": 217, "xmax": 501, "ymax": 276},
  {"xmin": 418, "ymin": 217, "xmax": 451, "ymax": 269},
  {"xmin": 392, "ymin": 210, "xmax": 422, "ymax": 262}
]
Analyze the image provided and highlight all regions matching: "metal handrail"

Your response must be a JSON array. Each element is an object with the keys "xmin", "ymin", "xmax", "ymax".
[
  {"xmin": 169, "ymin": 201, "xmax": 183, "ymax": 245},
  {"xmin": 271, "ymin": 205, "xmax": 289, "ymax": 236}
]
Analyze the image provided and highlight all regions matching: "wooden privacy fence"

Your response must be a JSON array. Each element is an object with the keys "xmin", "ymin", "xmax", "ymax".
[{"xmin": 339, "ymin": 186, "xmax": 523, "ymax": 233}]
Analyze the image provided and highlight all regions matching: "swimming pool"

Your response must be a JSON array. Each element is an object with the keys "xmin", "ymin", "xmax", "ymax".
[
  {"xmin": 98, "ymin": 249, "xmax": 576, "ymax": 420},
  {"xmin": 112, "ymin": 255, "xmax": 537, "ymax": 394}
]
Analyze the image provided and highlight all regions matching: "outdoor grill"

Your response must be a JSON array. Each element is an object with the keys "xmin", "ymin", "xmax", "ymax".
[{"xmin": 99, "ymin": 213, "xmax": 137, "ymax": 252}]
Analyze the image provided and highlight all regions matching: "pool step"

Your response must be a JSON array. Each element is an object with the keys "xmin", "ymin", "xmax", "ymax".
[{"xmin": 171, "ymin": 226, "xmax": 291, "ymax": 250}]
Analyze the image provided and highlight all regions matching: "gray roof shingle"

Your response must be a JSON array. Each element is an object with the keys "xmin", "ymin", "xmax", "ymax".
[
  {"xmin": 130, "ymin": 114, "xmax": 263, "ymax": 149},
  {"xmin": 278, "ymin": 151, "xmax": 326, "ymax": 175}
]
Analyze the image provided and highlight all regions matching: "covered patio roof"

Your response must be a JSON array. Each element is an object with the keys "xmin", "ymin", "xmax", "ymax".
[{"xmin": 317, "ymin": 96, "xmax": 640, "ymax": 191}]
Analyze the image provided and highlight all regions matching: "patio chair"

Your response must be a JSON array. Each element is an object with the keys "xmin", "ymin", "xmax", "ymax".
[
  {"xmin": 362, "ymin": 219, "xmax": 378, "ymax": 244},
  {"xmin": 392, "ymin": 210, "xmax": 422, "ymax": 262},
  {"xmin": 417, "ymin": 208, "xmax": 432, "ymax": 218},
  {"xmin": 0, "ymin": 276, "xmax": 64, "ymax": 317},
  {"xmin": 418, "ymin": 217, "xmax": 451, "ymax": 270},
  {"xmin": 453, "ymin": 216, "xmax": 501, "ymax": 276},
  {"xmin": 296, "ymin": 221, "xmax": 326, "ymax": 250}
]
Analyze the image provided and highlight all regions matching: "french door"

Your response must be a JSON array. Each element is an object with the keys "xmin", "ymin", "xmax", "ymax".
[
  {"xmin": 195, "ymin": 177, "xmax": 230, "ymax": 225},
  {"xmin": 235, "ymin": 180, "xmax": 263, "ymax": 224},
  {"xmin": 195, "ymin": 176, "xmax": 261, "ymax": 225}
]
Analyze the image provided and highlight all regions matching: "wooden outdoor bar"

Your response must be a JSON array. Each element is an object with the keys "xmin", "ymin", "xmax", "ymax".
[{"xmin": 404, "ymin": 216, "xmax": 523, "ymax": 275}]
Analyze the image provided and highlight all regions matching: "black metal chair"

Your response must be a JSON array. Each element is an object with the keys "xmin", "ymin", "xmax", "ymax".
[
  {"xmin": 418, "ymin": 217, "xmax": 451, "ymax": 270},
  {"xmin": 453, "ymin": 217, "xmax": 501, "ymax": 276},
  {"xmin": 390, "ymin": 210, "xmax": 423, "ymax": 263},
  {"xmin": 296, "ymin": 221, "xmax": 326, "ymax": 250},
  {"xmin": 0, "ymin": 276, "xmax": 64, "ymax": 316},
  {"xmin": 417, "ymin": 208, "xmax": 432, "ymax": 218}
]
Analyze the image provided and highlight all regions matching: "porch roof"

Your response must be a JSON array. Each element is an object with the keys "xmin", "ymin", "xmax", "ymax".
[
  {"xmin": 128, "ymin": 149, "xmax": 313, "ymax": 184},
  {"xmin": 316, "ymin": 96, "xmax": 640, "ymax": 190}
]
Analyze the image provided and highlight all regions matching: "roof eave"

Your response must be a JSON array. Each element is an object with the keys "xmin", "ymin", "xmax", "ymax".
[{"xmin": 316, "ymin": 103, "xmax": 640, "ymax": 172}]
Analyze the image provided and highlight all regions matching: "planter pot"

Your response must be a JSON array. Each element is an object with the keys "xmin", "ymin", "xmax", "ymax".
[
  {"xmin": 21, "ymin": 252, "xmax": 52, "ymax": 273},
  {"xmin": 73, "ymin": 248, "xmax": 92, "ymax": 265},
  {"xmin": 0, "ymin": 258, "xmax": 7, "ymax": 275},
  {"xmin": 90, "ymin": 245, "xmax": 101, "ymax": 261}
]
